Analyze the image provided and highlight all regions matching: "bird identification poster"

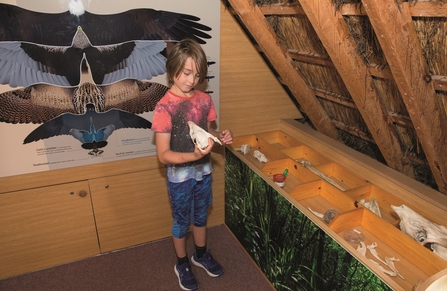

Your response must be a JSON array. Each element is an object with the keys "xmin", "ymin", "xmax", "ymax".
[{"xmin": 0, "ymin": 0, "xmax": 220, "ymax": 178}]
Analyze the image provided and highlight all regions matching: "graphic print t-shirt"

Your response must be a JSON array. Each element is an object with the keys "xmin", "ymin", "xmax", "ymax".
[{"xmin": 151, "ymin": 90, "xmax": 217, "ymax": 183}]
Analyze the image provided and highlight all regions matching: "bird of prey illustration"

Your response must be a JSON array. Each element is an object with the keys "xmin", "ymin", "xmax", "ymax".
[
  {"xmin": 0, "ymin": 3, "xmax": 212, "ymax": 87},
  {"xmin": 0, "ymin": 53, "xmax": 169, "ymax": 154}
]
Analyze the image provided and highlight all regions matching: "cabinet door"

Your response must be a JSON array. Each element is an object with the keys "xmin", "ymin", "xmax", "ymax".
[
  {"xmin": 89, "ymin": 169, "xmax": 173, "ymax": 252},
  {"xmin": 0, "ymin": 181, "xmax": 99, "ymax": 279}
]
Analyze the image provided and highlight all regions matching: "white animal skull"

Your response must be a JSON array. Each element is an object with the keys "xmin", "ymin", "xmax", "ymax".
[
  {"xmin": 253, "ymin": 150, "xmax": 268, "ymax": 163},
  {"xmin": 391, "ymin": 204, "xmax": 447, "ymax": 261},
  {"xmin": 188, "ymin": 121, "xmax": 222, "ymax": 153}
]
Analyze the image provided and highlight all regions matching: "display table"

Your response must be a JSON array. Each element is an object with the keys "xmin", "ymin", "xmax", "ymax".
[{"xmin": 224, "ymin": 119, "xmax": 447, "ymax": 291}]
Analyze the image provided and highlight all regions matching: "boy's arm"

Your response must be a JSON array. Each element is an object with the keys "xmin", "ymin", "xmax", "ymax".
[{"xmin": 155, "ymin": 132, "xmax": 213, "ymax": 165}]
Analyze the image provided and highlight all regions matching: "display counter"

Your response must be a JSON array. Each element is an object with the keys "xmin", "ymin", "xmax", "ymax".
[{"xmin": 224, "ymin": 119, "xmax": 447, "ymax": 291}]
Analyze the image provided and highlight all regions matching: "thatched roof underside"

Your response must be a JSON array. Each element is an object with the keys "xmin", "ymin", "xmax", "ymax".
[{"xmin": 224, "ymin": 0, "xmax": 447, "ymax": 194}]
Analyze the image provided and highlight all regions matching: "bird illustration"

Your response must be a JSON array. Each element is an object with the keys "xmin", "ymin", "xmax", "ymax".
[
  {"xmin": 24, "ymin": 103, "xmax": 152, "ymax": 155},
  {"xmin": 0, "ymin": 53, "xmax": 168, "ymax": 124},
  {"xmin": 1, "ymin": 53, "xmax": 168, "ymax": 153},
  {"xmin": 0, "ymin": 3, "xmax": 212, "ymax": 87},
  {"xmin": 0, "ymin": 27, "xmax": 168, "ymax": 88}
]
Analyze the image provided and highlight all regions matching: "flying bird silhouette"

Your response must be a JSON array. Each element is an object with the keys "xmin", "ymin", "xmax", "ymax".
[
  {"xmin": 23, "ymin": 103, "xmax": 152, "ymax": 155},
  {"xmin": 0, "ymin": 3, "xmax": 211, "ymax": 45},
  {"xmin": 0, "ymin": 3, "xmax": 212, "ymax": 87}
]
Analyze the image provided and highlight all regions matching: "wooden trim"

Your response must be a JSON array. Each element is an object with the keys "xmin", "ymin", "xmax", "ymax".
[{"xmin": 0, "ymin": 155, "xmax": 161, "ymax": 194}]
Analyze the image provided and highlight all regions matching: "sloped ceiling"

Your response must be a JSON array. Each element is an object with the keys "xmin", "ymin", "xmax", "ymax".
[{"xmin": 223, "ymin": 0, "xmax": 447, "ymax": 195}]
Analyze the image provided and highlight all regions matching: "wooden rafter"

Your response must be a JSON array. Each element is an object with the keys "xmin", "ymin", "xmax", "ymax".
[
  {"xmin": 341, "ymin": 2, "xmax": 447, "ymax": 17},
  {"xmin": 225, "ymin": 0, "xmax": 339, "ymax": 140},
  {"xmin": 288, "ymin": 50, "xmax": 332, "ymax": 66},
  {"xmin": 259, "ymin": 4, "xmax": 304, "ymax": 16},
  {"xmin": 362, "ymin": 0, "xmax": 447, "ymax": 193},
  {"xmin": 298, "ymin": 0, "xmax": 415, "ymax": 177}
]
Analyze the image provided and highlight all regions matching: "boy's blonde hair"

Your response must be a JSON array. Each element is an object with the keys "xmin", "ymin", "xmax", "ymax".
[{"xmin": 166, "ymin": 38, "xmax": 208, "ymax": 87}]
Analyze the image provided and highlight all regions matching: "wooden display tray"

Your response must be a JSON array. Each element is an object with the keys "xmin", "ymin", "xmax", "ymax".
[{"xmin": 230, "ymin": 122, "xmax": 447, "ymax": 291}]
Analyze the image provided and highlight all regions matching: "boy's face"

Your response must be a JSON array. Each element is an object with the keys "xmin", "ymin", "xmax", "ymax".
[{"xmin": 171, "ymin": 57, "xmax": 201, "ymax": 97}]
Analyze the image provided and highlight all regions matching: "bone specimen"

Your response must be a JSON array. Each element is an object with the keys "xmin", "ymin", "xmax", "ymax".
[
  {"xmin": 253, "ymin": 150, "xmax": 268, "ymax": 162},
  {"xmin": 298, "ymin": 160, "xmax": 347, "ymax": 191},
  {"xmin": 391, "ymin": 204, "xmax": 447, "ymax": 261},
  {"xmin": 188, "ymin": 121, "xmax": 222, "ymax": 153},
  {"xmin": 357, "ymin": 242, "xmax": 405, "ymax": 279},
  {"xmin": 234, "ymin": 144, "xmax": 251, "ymax": 155},
  {"xmin": 359, "ymin": 197, "xmax": 382, "ymax": 217},
  {"xmin": 308, "ymin": 208, "xmax": 324, "ymax": 219}
]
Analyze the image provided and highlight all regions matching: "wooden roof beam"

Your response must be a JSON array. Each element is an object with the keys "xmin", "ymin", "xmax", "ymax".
[
  {"xmin": 299, "ymin": 0, "xmax": 415, "ymax": 178},
  {"xmin": 225, "ymin": 0, "xmax": 339, "ymax": 140},
  {"xmin": 362, "ymin": 0, "xmax": 447, "ymax": 194},
  {"xmin": 259, "ymin": 4, "xmax": 305, "ymax": 16},
  {"xmin": 314, "ymin": 89, "xmax": 357, "ymax": 109},
  {"xmin": 331, "ymin": 120, "xmax": 375, "ymax": 143},
  {"xmin": 288, "ymin": 49, "xmax": 333, "ymax": 66},
  {"xmin": 340, "ymin": 2, "xmax": 447, "ymax": 17}
]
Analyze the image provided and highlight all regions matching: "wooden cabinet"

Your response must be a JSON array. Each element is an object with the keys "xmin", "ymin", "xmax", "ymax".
[
  {"xmin": 0, "ymin": 181, "xmax": 99, "ymax": 279},
  {"xmin": 89, "ymin": 169, "xmax": 173, "ymax": 252},
  {"xmin": 0, "ymin": 170, "xmax": 173, "ymax": 279},
  {"xmin": 0, "ymin": 155, "xmax": 225, "ymax": 279}
]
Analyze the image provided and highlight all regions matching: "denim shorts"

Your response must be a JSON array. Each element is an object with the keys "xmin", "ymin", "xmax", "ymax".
[{"xmin": 167, "ymin": 174, "xmax": 212, "ymax": 239}]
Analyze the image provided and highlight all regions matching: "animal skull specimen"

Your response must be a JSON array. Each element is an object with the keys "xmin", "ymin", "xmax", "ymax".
[
  {"xmin": 391, "ymin": 204, "xmax": 447, "ymax": 261},
  {"xmin": 253, "ymin": 150, "xmax": 268, "ymax": 162},
  {"xmin": 188, "ymin": 121, "xmax": 222, "ymax": 153},
  {"xmin": 234, "ymin": 144, "xmax": 252, "ymax": 155}
]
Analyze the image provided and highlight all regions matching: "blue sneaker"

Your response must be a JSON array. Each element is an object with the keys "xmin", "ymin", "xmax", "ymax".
[
  {"xmin": 174, "ymin": 262, "xmax": 198, "ymax": 291},
  {"xmin": 191, "ymin": 250, "xmax": 224, "ymax": 277}
]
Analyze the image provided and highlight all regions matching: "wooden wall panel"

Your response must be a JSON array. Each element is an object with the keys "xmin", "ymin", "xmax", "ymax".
[{"xmin": 219, "ymin": 2, "xmax": 303, "ymax": 137}]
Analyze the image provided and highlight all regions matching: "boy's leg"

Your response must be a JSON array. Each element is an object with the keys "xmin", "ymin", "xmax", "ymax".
[
  {"xmin": 168, "ymin": 179, "xmax": 198, "ymax": 291},
  {"xmin": 190, "ymin": 175, "xmax": 224, "ymax": 277},
  {"xmin": 192, "ymin": 225, "xmax": 207, "ymax": 247},
  {"xmin": 173, "ymin": 236, "xmax": 188, "ymax": 258}
]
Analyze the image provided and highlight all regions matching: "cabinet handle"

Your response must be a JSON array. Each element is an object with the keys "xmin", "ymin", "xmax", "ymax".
[
  {"xmin": 105, "ymin": 184, "xmax": 109, "ymax": 189},
  {"xmin": 79, "ymin": 190, "xmax": 88, "ymax": 197}
]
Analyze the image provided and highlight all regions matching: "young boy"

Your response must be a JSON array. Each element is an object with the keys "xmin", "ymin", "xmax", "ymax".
[{"xmin": 151, "ymin": 38, "xmax": 233, "ymax": 291}]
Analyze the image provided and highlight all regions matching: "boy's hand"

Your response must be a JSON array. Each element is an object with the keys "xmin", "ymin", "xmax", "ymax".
[
  {"xmin": 219, "ymin": 129, "xmax": 233, "ymax": 144},
  {"xmin": 193, "ymin": 137, "xmax": 215, "ymax": 158}
]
